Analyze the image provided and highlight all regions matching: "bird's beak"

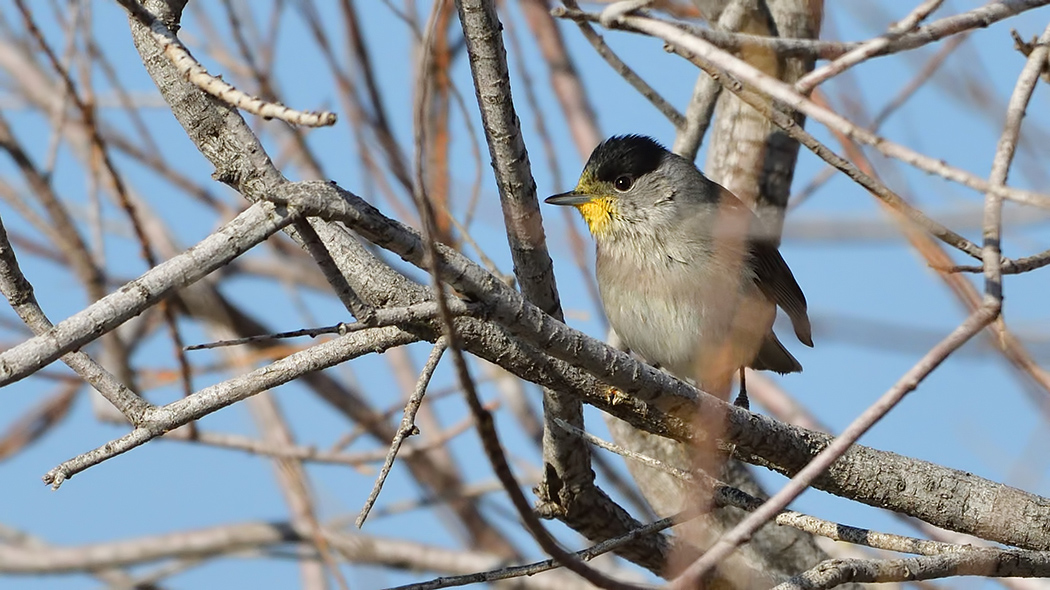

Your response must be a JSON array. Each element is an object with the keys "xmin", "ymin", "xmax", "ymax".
[{"xmin": 545, "ymin": 191, "xmax": 594, "ymax": 206}]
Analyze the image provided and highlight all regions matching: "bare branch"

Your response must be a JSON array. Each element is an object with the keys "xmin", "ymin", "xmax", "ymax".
[
  {"xmin": 0, "ymin": 214, "xmax": 149, "ymax": 420},
  {"xmin": 795, "ymin": 0, "xmax": 945, "ymax": 93},
  {"xmin": 0, "ymin": 202, "xmax": 295, "ymax": 388},
  {"xmin": 42, "ymin": 325, "xmax": 419, "ymax": 488},
  {"xmin": 114, "ymin": 0, "xmax": 337, "ymax": 127},
  {"xmin": 581, "ymin": 7, "xmax": 1050, "ymax": 209},
  {"xmin": 356, "ymin": 338, "xmax": 447, "ymax": 527},
  {"xmin": 554, "ymin": 0, "xmax": 1050, "ymax": 61},
  {"xmin": 772, "ymin": 550, "xmax": 1050, "ymax": 590}
]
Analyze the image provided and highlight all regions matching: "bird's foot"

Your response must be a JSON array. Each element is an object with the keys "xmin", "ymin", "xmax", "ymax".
[
  {"xmin": 733, "ymin": 367, "xmax": 749, "ymax": 410},
  {"xmin": 733, "ymin": 389, "xmax": 749, "ymax": 410}
]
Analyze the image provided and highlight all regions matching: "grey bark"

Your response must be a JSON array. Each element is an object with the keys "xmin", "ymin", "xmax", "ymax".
[{"xmin": 454, "ymin": 2, "xmax": 616, "ymax": 567}]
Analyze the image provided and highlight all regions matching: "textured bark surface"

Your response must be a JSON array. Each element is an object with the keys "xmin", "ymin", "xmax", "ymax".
[{"xmin": 456, "ymin": 0, "xmax": 673, "ymax": 573}]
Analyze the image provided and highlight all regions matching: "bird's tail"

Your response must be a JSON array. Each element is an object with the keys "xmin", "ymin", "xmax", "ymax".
[{"xmin": 750, "ymin": 333, "xmax": 803, "ymax": 374}]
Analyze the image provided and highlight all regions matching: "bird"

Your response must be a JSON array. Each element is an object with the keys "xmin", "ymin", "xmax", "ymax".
[{"xmin": 545, "ymin": 135, "xmax": 812, "ymax": 404}]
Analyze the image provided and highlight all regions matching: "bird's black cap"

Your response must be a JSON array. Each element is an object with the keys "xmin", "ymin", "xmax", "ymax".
[{"xmin": 586, "ymin": 135, "xmax": 668, "ymax": 184}]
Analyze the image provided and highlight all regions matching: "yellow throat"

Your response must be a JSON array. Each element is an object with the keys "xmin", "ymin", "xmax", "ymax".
[{"xmin": 571, "ymin": 185, "xmax": 615, "ymax": 236}]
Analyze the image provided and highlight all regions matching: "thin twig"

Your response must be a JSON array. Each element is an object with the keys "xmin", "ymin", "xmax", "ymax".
[
  {"xmin": 356, "ymin": 338, "xmax": 447, "ymax": 527},
  {"xmin": 554, "ymin": 417, "xmax": 695, "ymax": 482},
  {"xmin": 42, "ymin": 325, "xmax": 421, "ymax": 489},
  {"xmin": 587, "ymin": 7, "xmax": 1050, "ymax": 209},
  {"xmin": 391, "ymin": 510, "xmax": 691, "ymax": 590},
  {"xmin": 166, "ymin": 412, "xmax": 477, "ymax": 468},
  {"xmin": 789, "ymin": 33, "xmax": 971, "ymax": 210},
  {"xmin": 939, "ymin": 248, "xmax": 1050, "ymax": 275},
  {"xmin": 553, "ymin": 0, "xmax": 1050, "ymax": 61},
  {"xmin": 558, "ymin": 1, "xmax": 683, "ymax": 127},
  {"xmin": 795, "ymin": 0, "xmax": 945, "ymax": 94},
  {"xmin": 185, "ymin": 301, "xmax": 471, "ymax": 350},
  {"xmin": 114, "ymin": 0, "xmax": 336, "ymax": 127},
  {"xmin": 685, "ymin": 56, "xmax": 984, "ymax": 258}
]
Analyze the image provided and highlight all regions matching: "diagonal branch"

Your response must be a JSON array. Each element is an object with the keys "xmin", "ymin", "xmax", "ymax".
[
  {"xmin": 578, "ymin": 7, "xmax": 1050, "ymax": 209},
  {"xmin": 269, "ymin": 179, "xmax": 1050, "ymax": 554},
  {"xmin": 43, "ymin": 324, "xmax": 420, "ymax": 488},
  {"xmin": 0, "ymin": 214, "xmax": 149, "ymax": 421},
  {"xmin": 356, "ymin": 338, "xmax": 447, "ymax": 527},
  {"xmin": 555, "ymin": 0, "xmax": 1050, "ymax": 61},
  {"xmin": 0, "ymin": 202, "xmax": 295, "ymax": 388}
]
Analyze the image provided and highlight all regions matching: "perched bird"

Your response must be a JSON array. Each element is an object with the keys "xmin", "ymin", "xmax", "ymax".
[{"xmin": 546, "ymin": 135, "xmax": 812, "ymax": 402}]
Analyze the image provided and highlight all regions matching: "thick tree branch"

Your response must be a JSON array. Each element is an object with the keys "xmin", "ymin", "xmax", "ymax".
[
  {"xmin": 456, "ymin": 0, "xmax": 664, "ymax": 574},
  {"xmin": 772, "ymin": 550, "xmax": 1050, "ymax": 590},
  {"xmin": 270, "ymin": 179, "xmax": 1050, "ymax": 553}
]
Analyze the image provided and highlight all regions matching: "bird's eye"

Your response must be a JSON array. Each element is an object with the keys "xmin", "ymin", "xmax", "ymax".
[{"xmin": 613, "ymin": 175, "xmax": 634, "ymax": 192}]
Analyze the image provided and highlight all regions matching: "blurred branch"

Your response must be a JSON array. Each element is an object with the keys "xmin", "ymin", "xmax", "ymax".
[
  {"xmin": 598, "ymin": 9, "xmax": 1050, "ymax": 210},
  {"xmin": 519, "ymin": 0, "xmax": 602, "ymax": 154},
  {"xmin": 554, "ymin": 0, "xmax": 1050, "ymax": 61},
  {"xmin": 0, "ymin": 381, "xmax": 78, "ymax": 460},
  {"xmin": 457, "ymin": 0, "xmax": 666, "ymax": 575},
  {"xmin": 0, "ymin": 520, "xmax": 587, "ymax": 589}
]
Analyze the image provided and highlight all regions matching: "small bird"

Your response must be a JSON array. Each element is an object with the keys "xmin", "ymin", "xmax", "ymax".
[{"xmin": 546, "ymin": 135, "xmax": 812, "ymax": 403}]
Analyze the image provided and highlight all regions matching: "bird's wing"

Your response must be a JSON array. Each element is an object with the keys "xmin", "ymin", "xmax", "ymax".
[
  {"xmin": 750, "ymin": 239, "xmax": 813, "ymax": 347},
  {"xmin": 703, "ymin": 183, "xmax": 813, "ymax": 347}
]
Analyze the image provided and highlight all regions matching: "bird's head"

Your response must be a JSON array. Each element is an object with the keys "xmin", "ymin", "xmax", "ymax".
[{"xmin": 546, "ymin": 135, "xmax": 695, "ymax": 240}]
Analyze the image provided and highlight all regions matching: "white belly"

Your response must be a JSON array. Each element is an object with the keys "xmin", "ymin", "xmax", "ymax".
[{"xmin": 597, "ymin": 242, "xmax": 774, "ymax": 392}]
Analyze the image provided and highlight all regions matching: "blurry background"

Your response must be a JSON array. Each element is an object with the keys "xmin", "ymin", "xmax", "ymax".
[{"xmin": 1, "ymin": 1, "xmax": 1049, "ymax": 588}]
